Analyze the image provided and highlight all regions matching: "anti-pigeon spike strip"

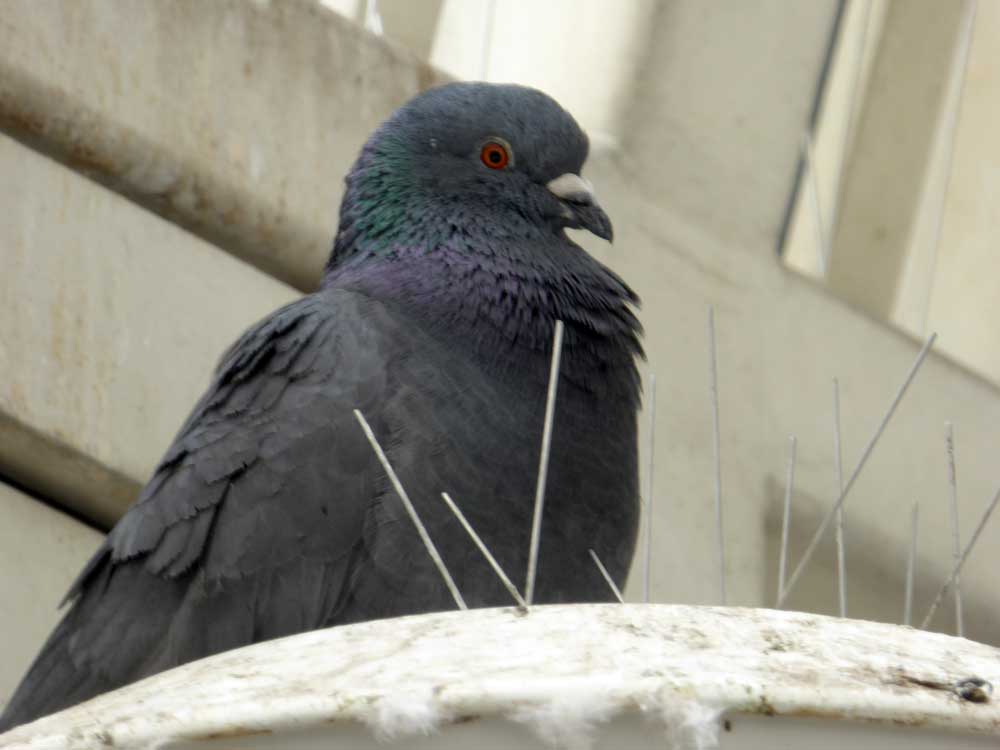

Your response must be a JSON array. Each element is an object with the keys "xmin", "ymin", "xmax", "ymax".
[
  {"xmin": 777, "ymin": 435, "xmax": 797, "ymax": 608},
  {"xmin": 588, "ymin": 549, "xmax": 624, "ymax": 604},
  {"xmin": 833, "ymin": 378, "xmax": 847, "ymax": 618},
  {"xmin": 440, "ymin": 492, "xmax": 527, "ymax": 611},
  {"xmin": 777, "ymin": 332, "xmax": 937, "ymax": 607},
  {"xmin": 708, "ymin": 306, "xmax": 726, "ymax": 605},
  {"xmin": 904, "ymin": 502, "xmax": 919, "ymax": 627},
  {"xmin": 920, "ymin": 482, "xmax": 1000, "ymax": 630},
  {"xmin": 353, "ymin": 409, "xmax": 467, "ymax": 611},
  {"xmin": 525, "ymin": 320, "xmax": 565, "ymax": 606},
  {"xmin": 945, "ymin": 422, "xmax": 964, "ymax": 636},
  {"xmin": 644, "ymin": 373, "xmax": 657, "ymax": 604}
]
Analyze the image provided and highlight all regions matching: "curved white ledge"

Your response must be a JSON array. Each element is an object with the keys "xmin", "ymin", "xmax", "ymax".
[{"xmin": 1, "ymin": 604, "xmax": 998, "ymax": 749}]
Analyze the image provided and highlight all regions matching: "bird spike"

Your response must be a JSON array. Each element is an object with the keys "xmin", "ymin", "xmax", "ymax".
[
  {"xmin": 778, "ymin": 333, "xmax": 937, "ymax": 607},
  {"xmin": 644, "ymin": 372, "xmax": 657, "ymax": 604},
  {"xmin": 588, "ymin": 549, "xmax": 624, "ymax": 604},
  {"xmin": 525, "ymin": 320, "xmax": 565, "ymax": 606},
  {"xmin": 353, "ymin": 409, "xmax": 467, "ymax": 611},
  {"xmin": 920, "ymin": 482, "xmax": 1000, "ymax": 631},
  {"xmin": 833, "ymin": 378, "xmax": 847, "ymax": 618},
  {"xmin": 777, "ymin": 435, "xmax": 797, "ymax": 608},
  {"xmin": 440, "ymin": 492, "xmax": 526, "ymax": 611},
  {"xmin": 904, "ymin": 501, "xmax": 919, "ymax": 627},
  {"xmin": 708, "ymin": 306, "xmax": 726, "ymax": 605},
  {"xmin": 945, "ymin": 422, "xmax": 964, "ymax": 636}
]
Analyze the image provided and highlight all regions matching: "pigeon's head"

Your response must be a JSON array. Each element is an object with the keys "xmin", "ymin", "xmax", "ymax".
[
  {"xmin": 329, "ymin": 82, "xmax": 614, "ymax": 271},
  {"xmin": 328, "ymin": 82, "xmax": 641, "ymax": 389}
]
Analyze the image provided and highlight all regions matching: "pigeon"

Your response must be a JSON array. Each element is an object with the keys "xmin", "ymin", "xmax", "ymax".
[{"xmin": 0, "ymin": 81, "xmax": 643, "ymax": 731}]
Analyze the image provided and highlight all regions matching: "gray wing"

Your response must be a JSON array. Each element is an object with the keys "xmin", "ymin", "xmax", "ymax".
[{"xmin": 0, "ymin": 289, "xmax": 398, "ymax": 729}]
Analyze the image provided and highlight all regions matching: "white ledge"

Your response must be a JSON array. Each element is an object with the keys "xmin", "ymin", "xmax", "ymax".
[{"xmin": 1, "ymin": 604, "xmax": 998, "ymax": 748}]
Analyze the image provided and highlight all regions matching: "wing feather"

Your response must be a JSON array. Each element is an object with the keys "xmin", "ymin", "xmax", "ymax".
[{"xmin": 0, "ymin": 290, "xmax": 395, "ymax": 730}]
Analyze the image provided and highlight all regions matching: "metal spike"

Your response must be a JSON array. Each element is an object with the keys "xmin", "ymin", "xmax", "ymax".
[
  {"xmin": 777, "ymin": 436, "xmax": 797, "ymax": 609},
  {"xmin": 644, "ymin": 373, "xmax": 657, "ymax": 603},
  {"xmin": 708, "ymin": 306, "xmax": 726, "ymax": 604},
  {"xmin": 945, "ymin": 422, "xmax": 964, "ymax": 636},
  {"xmin": 525, "ymin": 320, "xmax": 565, "ymax": 605},
  {"xmin": 904, "ymin": 502, "xmax": 919, "ymax": 626},
  {"xmin": 833, "ymin": 378, "xmax": 847, "ymax": 617},
  {"xmin": 589, "ymin": 549, "xmax": 624, "ymax": 603},
  {"xmin": 354, "ymin": 409, "xmax": 467, "ymax": 610},
  {"xmin": 778, "ymin": 333, "xmax": 937, "ymax": 607},
  {"xmin": 920, "ymin": 483, "xmax": 1000, "ymax": 631},
  {"xmin": 440, "ymin": 492, "xmax": 526, "ymax": 611}
]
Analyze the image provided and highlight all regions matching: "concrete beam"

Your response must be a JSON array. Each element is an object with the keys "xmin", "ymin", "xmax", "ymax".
[
  {"xmin": 0, "ymin": 0, "xmax": 448, "ymax": 292},
  {"xmin": 826, "ymin": 0, "xmax": 966, "ymax": 318},
  {"xmin": 0, "ymin": 133, "xmax": 298, "ymax": 526},
  {"xmin": 919, "ymin": 1, "xmax": 1000, "ymax": 383}
]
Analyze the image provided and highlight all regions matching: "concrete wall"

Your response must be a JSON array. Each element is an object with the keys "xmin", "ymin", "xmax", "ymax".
[
  {"xmin": 0, "ymin": 131, "xmax": 299, "ymax": 527},
  {"xmin": 2, "ymin": 0, "xmax": 1000, "ymax": 710}
]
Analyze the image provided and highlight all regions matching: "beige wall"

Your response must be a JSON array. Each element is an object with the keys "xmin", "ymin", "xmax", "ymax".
[{"xmin": 0, "ymin": 131, "xmax": 299, "ymax": 527}]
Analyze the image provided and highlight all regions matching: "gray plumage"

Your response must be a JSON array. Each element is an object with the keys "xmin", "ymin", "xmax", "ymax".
[{"xmin": 0, "ymin": 82, "xmax": 642, "ymax": 731}]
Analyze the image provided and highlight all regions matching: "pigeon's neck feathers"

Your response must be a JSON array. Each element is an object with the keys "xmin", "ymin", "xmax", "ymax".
[
  {"xmin": 322, "ymin": 128, "xmax": 643, "ymax": 399},
  {"xmin": 326, "ymin": 132, "xmax": 424, "ymax": 271}
]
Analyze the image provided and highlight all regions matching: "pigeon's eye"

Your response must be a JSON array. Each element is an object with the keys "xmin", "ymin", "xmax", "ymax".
[{"xmin": 480, "ymin": 141, "xmax": 510, "ymax": 170}]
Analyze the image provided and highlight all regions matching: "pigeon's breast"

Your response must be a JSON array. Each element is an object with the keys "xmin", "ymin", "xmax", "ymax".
[{"xmin": 350, "ymin": 310, "xmax": 640, "ymax": 615}]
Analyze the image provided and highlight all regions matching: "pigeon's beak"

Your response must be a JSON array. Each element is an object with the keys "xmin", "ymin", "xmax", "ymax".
[{"xmin": 547, "ymin": 173, "xmax": 614, "ymax": 242}]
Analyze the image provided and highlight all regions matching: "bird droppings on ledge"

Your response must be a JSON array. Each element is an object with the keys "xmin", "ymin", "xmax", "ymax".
[
  {"xmin": 754, "ymin": 696, "xmax": 777, "ymax": 717},
  {"xmin": 198, "ymin": 726, "xmax": 274, "ymax": 741},
  {"xmin": 955, "ymin": 678, "xmax": 993, "ymax": 704},
  {"xmin": 887, "ymin": 669, "xmax": 993, "ymax": 705}
]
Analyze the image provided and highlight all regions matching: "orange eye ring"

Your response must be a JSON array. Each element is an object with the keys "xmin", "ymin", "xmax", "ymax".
[{"xmin": 480, "ymin": 141, "xmax": 510, "ymax": 170}]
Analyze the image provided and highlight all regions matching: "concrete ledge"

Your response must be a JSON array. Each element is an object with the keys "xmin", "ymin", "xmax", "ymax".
[
  {"xmin": 0, "ymin": 412, "xmax": 137, "ymax": 533},
  {"xmin": 0, "ymin": 481, "xmax": 102, "ymax": 705},
  {"xmin": 5, "ymin": 605, "xmax": 999, "ymax": 747},
  {"xmin": 0, "ymin": 0, "xmax": 448, "ymax": 291},
  {"xmin": 0, "ymin": 133, "xmax": 298, "ymax": 526}
]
